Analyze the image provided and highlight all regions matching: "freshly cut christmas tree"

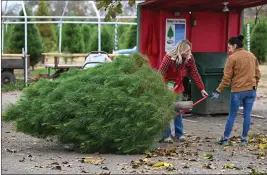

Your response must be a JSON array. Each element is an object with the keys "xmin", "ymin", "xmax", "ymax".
[{"xmin": 5, "ymin": 53, "xmax": 176, "ymax": 154}]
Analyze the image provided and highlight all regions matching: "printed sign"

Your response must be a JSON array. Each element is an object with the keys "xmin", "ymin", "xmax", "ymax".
[{"xmin": 165, "ymin": 19, "xmax": 186, "ymax": 52}]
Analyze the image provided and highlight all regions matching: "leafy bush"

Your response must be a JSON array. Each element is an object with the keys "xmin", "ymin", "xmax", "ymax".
[
  {"xmin": 250, "ymin": 19, "xmax": 267, "ymax": 63},
  {"xmin": 4, "ymin": 53, "xmax": 176, "ymax": 154}
]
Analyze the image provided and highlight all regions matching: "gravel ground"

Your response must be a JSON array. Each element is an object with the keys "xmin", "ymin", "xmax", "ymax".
[
  {"xmin": 1, "ymin": 64, "xmax": 267, "ymax": 174},
  {"xmin": 1, "ymin": 89, "xmax": 267, "ymax": 174}
]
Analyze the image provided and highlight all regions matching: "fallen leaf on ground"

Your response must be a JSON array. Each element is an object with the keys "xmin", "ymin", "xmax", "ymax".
[
  {"xmin": 51, "ymin": 162, "xmax": 60, "ymax": 165},
  {"xmin": 203, "ymin": 153, "xmax": 213, "ymax": 160},
  {"xmin": 51, "ymin": 165, "xmax": 62, "ymax": 170},
  {"xmin": 6, "ymin": 148, "xmax": 17, "ymax": 153},
  {"xmin": 231, "ymin": 151, "xmax": 236, "ymax": 157},
  {"xmin": 223, "ymin": 164, "xmax": 239, "ymax": 169},
  {"xmin": 167, "ymin": 157, "xmax": 179, "ymax": 160},
  {"xmin": 143, "ymin": 158, "xmax": 154, "ymax": 166},
  {"xmin": 101, "ymin": 166, "xmax": 109, "ymax": 170},
  {"xmin": 47, "ymin": 158, "xmax": 55, "ymax": 160},
  {"xmin": 166, "ymin": 147, "xmax": 177, "ymax": 154},
  {"xmin": 81, "ymin": 157, "xmax": 104, "ymax": 165},
  {"xmin": 66, "ymin": 164, "xmax": 72, "ymax": 167},
  {"xmin": 152, "ymin": 162, "xmax": 173, "ymax": 167},
  {"xmin": 81, "ymin": 169, "xmax": 89, "ymax": 173},
  {"xmin": 19, "ymin": 157, "xmax": 25, "ymax": 162},
  {"xmin": 166, "ymin": 166, "xmax": 176, "ymax": 171},
  {"xmin": 259, "ymin": 143, "xmax": 267, "ymax": 150},
  {"xmin": 154, "ymin": 147, "xmax": 174, "ymax": 156},
  {"xmin": 249, "ymin": 168, "xmax": 266, "ymax": 175},
  {"xmin": 257, "ymin": 155, "xmax": 265, "ymax": 160},
  {"xmin": 182, "ymin": 163, "xmax": 190, "ymax": 168},
  {"xmin": 230, "ymin": 136, "xmax": 242, "ymax": 142},
  {"xmin": 223, "ymin": 146, "xmax": 232, "ymax": 152},
  {"xmin": 131, "ymin": 160, "xmax": 141, "ymax": 169},
  {"xmin": 143, "ymin": 158, "xmax": 149, "ymax": 162},
  {"xmin": 201, "ymin": 163, "xmax": 216, "ymax": 169},
  {"xmin": 35, "ymin": 165, "xmax": 49, "ymax": 168}
]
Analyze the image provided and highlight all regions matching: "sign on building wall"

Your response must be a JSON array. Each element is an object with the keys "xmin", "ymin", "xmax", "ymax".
[{"xmin": 165, "ymin": 19, "xmax": 186, "ymax": 52}]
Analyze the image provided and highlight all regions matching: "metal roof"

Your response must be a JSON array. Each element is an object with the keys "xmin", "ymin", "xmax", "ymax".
[{"xmin": 139, "ymin": 0, "xmax": 267, "ymax": 11}]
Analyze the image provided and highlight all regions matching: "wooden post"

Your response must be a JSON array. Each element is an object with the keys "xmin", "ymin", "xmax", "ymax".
[
  {"xmin": 41, "ymin": 54, "xmax": 45, "ymax": 64},
  {"xmin": 54, "ymin": 56, "xmax": 59, "ymax": 69}
]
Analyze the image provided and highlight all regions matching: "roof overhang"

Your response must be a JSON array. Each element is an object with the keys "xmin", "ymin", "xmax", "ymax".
[{"xmin": 139, "ymin": 0, "xmax": 267, "ymax": 11}]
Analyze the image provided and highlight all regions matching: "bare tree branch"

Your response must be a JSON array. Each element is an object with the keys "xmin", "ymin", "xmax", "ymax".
[{"xmin": 255, "ymin": 5, "xmax": 264, "ymax": 24}]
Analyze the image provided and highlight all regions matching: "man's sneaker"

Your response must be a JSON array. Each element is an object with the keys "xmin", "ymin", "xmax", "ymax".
[
  {"xmin": 240, "ymin": 139, "xmax": 248, "ymax": 146},
  {"xmin": 217, "ymin": 137, "xmax": 230, "ymax": 146},
  {"xmin": 159, "ymin": 137, "xmax": 174, "ymax": 143}
]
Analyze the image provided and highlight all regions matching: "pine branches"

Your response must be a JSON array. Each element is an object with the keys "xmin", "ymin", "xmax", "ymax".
[{"xmin": 4, "ymin": 53, "xmax": 176, "ymax": 154}]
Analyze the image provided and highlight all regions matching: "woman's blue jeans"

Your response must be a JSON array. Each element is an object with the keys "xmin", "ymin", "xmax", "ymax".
[
  {"xmin": 163, "ymin": 95, "xmax": 184, "ymax": 138},
  {"xmin": 223, "ymin": 90, "xmax": 256, "ymax": 140}
]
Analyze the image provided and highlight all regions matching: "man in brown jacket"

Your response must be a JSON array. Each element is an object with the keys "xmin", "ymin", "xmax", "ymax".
[{"xmin": 211, "ymin": 35, "xmax": 261, "ymax": 146}]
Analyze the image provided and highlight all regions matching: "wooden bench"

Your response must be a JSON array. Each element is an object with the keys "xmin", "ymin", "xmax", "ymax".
[
  {"xmin": 41, "ymin": 53, "xmax": 129, "ymax": 78},
  {"xmin": 41, "ymin": 53, "xmax": 88, "ymax": 77}
]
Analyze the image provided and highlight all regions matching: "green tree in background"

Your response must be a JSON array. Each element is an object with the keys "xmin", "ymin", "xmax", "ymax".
[
  {"xmin": 35, "ymin": 0, "xmax": 57, "ymax": 52},
  {"xmin": 3, "ymin": 24, "xmax": 15, "ymax": 53},
  {"xmin": 53, "ymin": 24, "xmax": 59, "ymax": 51},
  {"xmin": 125, "ymin": 24, "xmax": 137, "ymax": 49},
  {"xmin": 62, "ymin": 23, "xmax": 85, "ymax": 53},
  {"xmin": 8, "ymin": 9, "xmax": 44, "ymax": 69},
  {"xmin": 118, "ymin": 25, "xmax": 131, "ymax": 49},
  {"xmin": 89, "ymin": 25, "xmax": 114, "ymax": 53},
  {"xmin": 82, "ymin": 24, "xmax": 91, "ymax": 52},
  {"xmin": 250, "ymin": 18, "xmax": 267, "ymax": 63}
]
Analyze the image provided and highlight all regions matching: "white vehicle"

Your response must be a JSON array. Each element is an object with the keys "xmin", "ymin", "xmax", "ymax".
[
  {"xmin": 112, "ymin": 46, "xmax": 136, "ymax": 54},
  {"xmin": 83, "ymin": 51, "xmax": 112, "ymax": 69}
]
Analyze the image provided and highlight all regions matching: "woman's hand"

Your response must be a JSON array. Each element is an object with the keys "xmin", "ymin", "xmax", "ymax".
[
  {"xmin": 201, "ymin": 90, "xmax": 209, "ymax": 97},
  {"xmin": 211, "ymin": 90, "xmax": 220, "ymax": 100},
  {"xmin": 168, "ymin": 86, "xmax": 174, "ymax": 91}
]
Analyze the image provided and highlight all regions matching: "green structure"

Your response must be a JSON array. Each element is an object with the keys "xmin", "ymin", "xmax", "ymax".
[{"xmin": 191, "ymin": 52, "xmax": 231, "ymax": 115}]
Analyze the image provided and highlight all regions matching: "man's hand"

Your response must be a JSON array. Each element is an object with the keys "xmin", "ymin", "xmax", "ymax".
[
  {"xmin": 201, "ymin": 90, "xmax": 209, "ymax": 97},
  {"xmin": 211, "ymin": 90, "xmax": 220, "ymax": 100}
]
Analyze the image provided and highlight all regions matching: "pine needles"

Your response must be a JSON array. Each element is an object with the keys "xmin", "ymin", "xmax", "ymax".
[{"xmin": 4, "ymin": 53, "xmax": 176, "ymax": 154}]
